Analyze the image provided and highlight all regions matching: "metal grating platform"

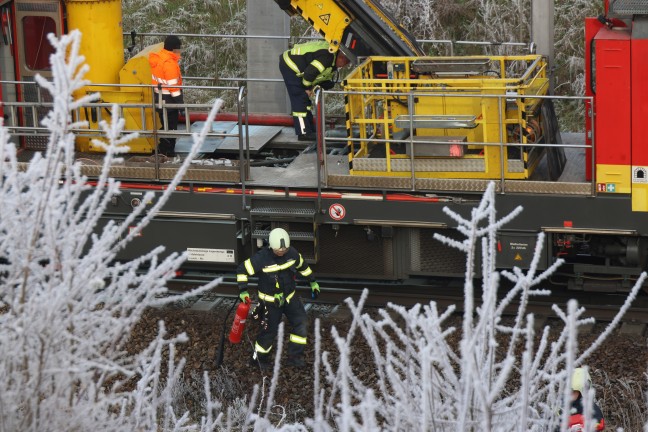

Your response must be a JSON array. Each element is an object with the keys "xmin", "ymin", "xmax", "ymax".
[
  {"xmin": 250, "ymin": 207, "xmax": 317, "ymax": 217},
  {"xmin": 252, "ymin": 229, "xmax": 314, "ymax": 240}
]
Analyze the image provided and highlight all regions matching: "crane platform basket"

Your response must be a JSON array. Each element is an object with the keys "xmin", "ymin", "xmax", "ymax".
[{"xmin": 341, "ymin": 54, "xmax": 559, "ymax": 181}]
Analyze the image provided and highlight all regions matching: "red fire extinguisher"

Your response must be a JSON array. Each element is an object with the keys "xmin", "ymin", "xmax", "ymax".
[{"xmin": 229, "ymin": 300, "xmax": 250, "ymax": 344}]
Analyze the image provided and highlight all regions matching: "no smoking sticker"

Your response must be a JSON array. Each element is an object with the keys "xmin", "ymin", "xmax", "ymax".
[{"xmin": 329, "ymin": 203, "xmax": 346, "ymax": 221}]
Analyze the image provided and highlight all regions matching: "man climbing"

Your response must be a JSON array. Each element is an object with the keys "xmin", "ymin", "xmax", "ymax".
[{"xmin": 279, "ymin": 40, "xmax": 349, "ymax": 141}]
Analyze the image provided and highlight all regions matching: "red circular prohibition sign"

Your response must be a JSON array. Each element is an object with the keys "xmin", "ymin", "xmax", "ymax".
[{"xmin": 328, "ymin": 203, "xmax": 346, "ymax": 221}]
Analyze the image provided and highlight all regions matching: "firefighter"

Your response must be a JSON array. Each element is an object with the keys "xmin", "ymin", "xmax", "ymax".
[
  {"xmin": 237, "ymin": 228, "xmax": 320, "ymax": 369},
  {"xmin": 149, "ymin": 35, "xmax": 184, "ymax": 157},
  {"xmin": 279, "ymin": 40, "xmax": 350, "ymax": 141},
  {"xmin": 563, "ymin": 367, "xmax": 605, "ymax": 431}
]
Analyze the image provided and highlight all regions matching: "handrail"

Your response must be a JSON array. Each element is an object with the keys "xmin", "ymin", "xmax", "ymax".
[
  {"xmin": 123, "ymin": 32, "xmax": 533, "ymax": 85},
  {"xmin": 315, "ymin": 87, "xmax": 324, "ymax": 213},
  {"xmin": 321, "ymin": 86, "xmax": 595, "ymax": 196},
  {"xmin": 238, "ymin": 86, "xmax": 249, "ymax": 211},
  {"xmin": 125, "ymin": 31, "xmax": 532, "ymax": 55},
  {"xmin": 4, "ymin": 79, "xmax": 247, "ymax": 183},
  {"xmin": 2, "ymin": 76, "xmax": 595, "ymax": 199}
]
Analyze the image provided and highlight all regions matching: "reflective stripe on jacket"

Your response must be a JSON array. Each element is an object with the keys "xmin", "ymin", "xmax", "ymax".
[
  {"xmin": 237, "ymin": 247, "xmax": 313, "ymax": 303},
  {"xmin": 281, "ymin": 40, "xmax": 337, "ymax": 88},
  {"xmin": 149, "ymin": 48, "xmax": 183, "ymax": 97}
]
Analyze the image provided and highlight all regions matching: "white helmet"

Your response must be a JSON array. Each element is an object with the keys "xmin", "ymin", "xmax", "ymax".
[
  {"xmin": 571, "ymin": 367, "xmax": 592, "ymax": 394},
  {"xmin": 269, "ymin": 228, "xmax": 290, "ymax": 250}
]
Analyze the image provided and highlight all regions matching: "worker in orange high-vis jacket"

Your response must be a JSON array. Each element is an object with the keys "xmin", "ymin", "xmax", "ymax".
[{"xmin": 149, "ymin": 35, "xmax": 184, "ymax": 157}]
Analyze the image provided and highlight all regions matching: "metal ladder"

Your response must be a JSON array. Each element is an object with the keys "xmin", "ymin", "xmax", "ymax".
[{"xmin": 249, "ymin": 197, "xmax": 319, "ymax": 263}]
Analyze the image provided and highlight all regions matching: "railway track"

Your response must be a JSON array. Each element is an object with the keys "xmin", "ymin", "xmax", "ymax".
[
  {"xmin": 139, "ymin": 274, "xmax": 647, "ymax": 430},
  {"xmin": 163, "ymin": 275, "xmax": 648, "ymax": 332}
]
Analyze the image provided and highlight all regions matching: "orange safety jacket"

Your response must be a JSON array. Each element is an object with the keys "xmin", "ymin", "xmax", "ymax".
[{"xmin": 149, "ymin": 49, "xmax": 182, "ymax": 97}]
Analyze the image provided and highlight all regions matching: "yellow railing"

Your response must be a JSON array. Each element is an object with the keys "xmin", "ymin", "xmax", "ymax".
[{"xmin": 341, "ymin": 55, "xmax": 550, "ymax": 180}]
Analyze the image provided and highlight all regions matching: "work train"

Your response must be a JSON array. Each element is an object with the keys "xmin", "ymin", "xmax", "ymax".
[{"xmin": 1, "ymin": 0, "xmax": 647, "ymax": 293}]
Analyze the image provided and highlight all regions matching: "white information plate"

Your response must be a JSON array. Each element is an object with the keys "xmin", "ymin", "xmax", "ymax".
[{"xmin": 187, "ymin": 248, "xmax": 235, "ymax": 263}]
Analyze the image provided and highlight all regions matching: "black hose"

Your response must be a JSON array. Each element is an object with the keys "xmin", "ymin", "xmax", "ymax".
[{"xmin": 215, "ymin": 299, "xmax": 238, "ymax": 368}]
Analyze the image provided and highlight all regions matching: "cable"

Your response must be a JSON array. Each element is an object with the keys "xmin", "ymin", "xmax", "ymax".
[{"xmin": 214, "ymin": 299, "xmax": 238, "ymax": 368}]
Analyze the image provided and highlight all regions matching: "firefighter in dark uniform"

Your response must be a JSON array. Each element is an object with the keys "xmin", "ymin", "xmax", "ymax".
[
  {"xmin": 279, "ymin": 40, "xmax": 350, "ymax": 141},
  {"xmin": 237, "ymin": 228, "xmax": 320, "ymax": 369},
  {"xmin": 565, "ymin": 367, "xmax": 605, "ymax": 431}
]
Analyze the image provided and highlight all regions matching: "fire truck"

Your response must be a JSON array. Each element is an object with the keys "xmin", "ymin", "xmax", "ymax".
[{"xmin": 0, "ymin": 0, "xmax": 647, "ymax": 292}]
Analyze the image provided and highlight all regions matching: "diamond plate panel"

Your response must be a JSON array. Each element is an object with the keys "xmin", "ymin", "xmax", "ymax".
[
  {"xmin": 328, "ymin": 174, "xmax": 496, "ymax": 191},
  {"xmin": 79, "ymin": 165, "xmax": 241, "ymax": 182},
  {"xmin": 503, "ymin": 180, "xmax": 591, "ymax": 195},
  {"xmin": 610, "ymin": 0, "xmax": 648, "ymax": 15},
  {"xmin": 328, "ymin": 174, "xmax": 593, "ymax": 196},
  {"xmin": 22, "ymin": 77, "xmax": 50, "ymax": 151},
  {"xmin": 507, "ymin": 160, "xmax": 524, "ymax": 173},
  {"xmin": 328, "ymin": 174, "xmax": 416, "ymax": 189},
  {"xmin": 415, "ymin": 178, "xmax": 496, "ymax": 192},
  {"xmin": 353, "ymin": 157, "xmax": 485, "ymax": 172}
]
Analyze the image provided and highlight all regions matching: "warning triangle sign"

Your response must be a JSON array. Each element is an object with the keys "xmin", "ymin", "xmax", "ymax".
[
  {"xmin": 320, "ymin": 14, "xmax": 330, "ymax": 25},
  {"xmin": 514, "ymin": 253, "xmax": 523, "ymax": 261}
]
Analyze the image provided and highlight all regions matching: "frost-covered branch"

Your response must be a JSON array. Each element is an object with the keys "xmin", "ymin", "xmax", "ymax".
[
  {"xmin": 308, "ymin": 181, "xmax": 633, "ymax": 431},
  {"xmin": 0, "ymin": 30, "xmax": 228, "ymax": 431}
]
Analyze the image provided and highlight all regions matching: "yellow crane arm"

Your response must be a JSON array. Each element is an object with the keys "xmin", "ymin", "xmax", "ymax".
[{"xmin": 274, "ymin": 0, "xmax": 424, "ymax": 57}]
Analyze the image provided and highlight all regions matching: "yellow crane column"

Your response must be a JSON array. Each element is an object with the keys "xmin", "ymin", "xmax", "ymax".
[
  {"xmin": 66, "ymin": 0, "xmax": 123, "ymax": 87},
  {"xmin": 66, "ymin": 0, "xmax": 155, "ymax": 153}
]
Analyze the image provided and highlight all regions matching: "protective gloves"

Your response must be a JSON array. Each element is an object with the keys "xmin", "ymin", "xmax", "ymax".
[
  {"xmin": 273, "ymin": 293, "xmax": 285, "ymax": 307},
  {"xmin": 310, "ymin": 281, "xmax": 320, "ymax": 299},
  {"xmin": 239, "ymin": 290, "xmax": 251, "ymax": 304}
]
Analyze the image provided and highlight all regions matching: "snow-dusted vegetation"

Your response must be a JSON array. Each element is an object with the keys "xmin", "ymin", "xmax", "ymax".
[
  {"xmin": 0, "ymin": 31, "xmax": 226, "ymax": 431},
  {"xmin": 303, "ymin": 183, "xmax": 643, "ymax": 431},
  {"xmin": 1, "ymin": 7, "xmax": 646, "ymax": 431},
  {"xmin": 121, "ymin": 0, "xmax": 599, "ymax": 98},
  {"xmin": 121, "ymin": 0, "xmax": 600, "ymax": 130}
]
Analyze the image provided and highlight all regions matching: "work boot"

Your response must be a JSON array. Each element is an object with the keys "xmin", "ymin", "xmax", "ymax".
[
  {"xmin": 158, "ymin": 141, "xmax": 176, "ymax": 157},
  {"xmin": 297, "ymin": 132, "xmax": 317, "ymax": 142},
  {"xmin": 251, "ymin": 354, "xmax": 272, "ymax": 371},
  {"xmin": 285, "ymin": 356, "xmax": 306, "ymax": 368}
]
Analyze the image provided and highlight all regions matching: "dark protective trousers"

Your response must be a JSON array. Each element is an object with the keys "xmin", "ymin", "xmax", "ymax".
[
  {"xmin": 279, "ymin": 57, "xmax": 315, "ymax": 136},
  {"xmin": 154, "ymin": 93, "xmax": 179, "ymax": 155},
  {"xmin": 256, "ymin": 296, "xmax": 307, "ymax": 360}
]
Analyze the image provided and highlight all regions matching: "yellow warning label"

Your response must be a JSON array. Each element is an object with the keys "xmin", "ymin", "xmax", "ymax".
[
  {"xmin": 514, "ymin": 253, "xmax": 523, "ymax": 261},
  {"xmin": 320, "ymin": 14, "xmax": 330, "ymax": 25}
]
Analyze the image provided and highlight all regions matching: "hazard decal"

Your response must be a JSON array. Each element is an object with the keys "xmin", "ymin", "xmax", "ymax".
[
  {"xmin": 329, "ymin": 203, "xmax": 346, "ymax": 221},
  {"xmin": 319, "ymin": 14, "xmax": 331, "ymax": 25}
]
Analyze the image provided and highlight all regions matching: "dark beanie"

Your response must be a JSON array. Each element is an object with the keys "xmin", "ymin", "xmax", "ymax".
[{"xmin": 164, "ymin": 35, "xmax": 182, "ymax": 51}]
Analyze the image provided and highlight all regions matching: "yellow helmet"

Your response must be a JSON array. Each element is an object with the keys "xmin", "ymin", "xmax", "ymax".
[
  {"xmin": 269, "ymin": 228, "xmax": 290, "ymax": 250},
  {"xmin": 571, "ymin": 367, "xmax": 592, "ymax": 394}
]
